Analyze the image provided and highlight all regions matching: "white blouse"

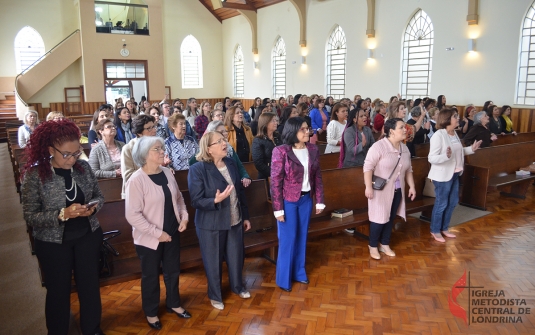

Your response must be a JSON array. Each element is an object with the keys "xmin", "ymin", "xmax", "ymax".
[{"xmin": 325, "ymin": 120, "xmax": 347, "ymax": 153}]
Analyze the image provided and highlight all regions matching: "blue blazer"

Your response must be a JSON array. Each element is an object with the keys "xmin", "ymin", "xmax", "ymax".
[
  {"xmin": 309, "ymin": 108, "xmax": 330, "ymax": 134},
  {"xmin": 188, "ymin": 157, "xmax": 250, "ymax": 230},
  {"xmin": 115, "ymin": 121, "xmax": 135, "ymax": 143}
]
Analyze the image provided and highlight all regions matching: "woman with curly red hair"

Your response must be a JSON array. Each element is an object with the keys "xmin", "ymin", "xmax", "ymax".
[{"xmin": 21, "ymin": 119, "xmax": 105, "ymax": 335}]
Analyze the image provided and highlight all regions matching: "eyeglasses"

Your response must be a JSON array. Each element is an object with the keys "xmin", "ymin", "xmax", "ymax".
[
  {"xmin": 104, "ymin": 125, "xmax": 116, "ymax": 130},
  {"xmin": 53, "ymin": 146, "xmax": 84, "ymax": 159},
  {"xmin": 208, "ymin": 138, "xmax": 227, "ymax": 147},
  {"xmin": 299, "ymin": 127, "xmax": 311, "ymax": 133},
  {"xmin": 151, "ymin": 146, "xmax": 165, "ymax": 153},
  {"xmin": 144, "ymin": 125, "xmax": 157, "ymax": 131}
]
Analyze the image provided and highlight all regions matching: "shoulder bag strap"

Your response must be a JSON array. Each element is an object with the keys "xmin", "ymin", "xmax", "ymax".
[{"xmin": 386, "ymin": 146, "xmax": 402, "ymax": 182}]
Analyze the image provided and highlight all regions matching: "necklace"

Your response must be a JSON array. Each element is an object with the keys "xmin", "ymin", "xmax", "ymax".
[{"xmin": 63, "ymin": 167, "xmax": 77, "ymax": 201}]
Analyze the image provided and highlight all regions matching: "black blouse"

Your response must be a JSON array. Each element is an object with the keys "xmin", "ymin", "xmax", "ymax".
[
  {"xmin": 54, "ymin": 167, "xmax": 90, "ymax": 241},
  {"xmin": 233, "ymin": 124, "xmax": 250, "ymax": 162},
  {"xmin": 148, "ymin": 171, "xmax": 178, "ymax": 234}
]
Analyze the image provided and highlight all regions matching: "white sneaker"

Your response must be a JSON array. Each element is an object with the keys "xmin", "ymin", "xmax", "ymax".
[
  {"xmin": 344, "ymin": 228, "xmax": 355, "ymax": 234},
  {"xmin": 210, "ymin": 300, "xmax": 224, "ymax": 310},
  {"xmin": 239, "ymin": 291, "xmax": 251, "ymax": 299}
]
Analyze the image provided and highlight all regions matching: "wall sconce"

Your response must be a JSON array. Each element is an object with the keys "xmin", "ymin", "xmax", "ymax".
[
  {"xmin": 468, "ymin": 39, "xmax": 476, "ymax": 52},
  {"xmin": 253, "ymin": 62, "xmax": 259, "ymax": 69},
  {"xmin": 301, "ymin": 56, "xmax": 306, "ymax": 65},
  {"xmin": 367, "ymin": 49, "xmax": 374, "ymax": 59}
]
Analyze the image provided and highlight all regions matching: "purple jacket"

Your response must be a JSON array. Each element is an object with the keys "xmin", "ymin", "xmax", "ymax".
[{"xmin": 270, "ymin": 143, "xmax": 324, "ymax": 211}]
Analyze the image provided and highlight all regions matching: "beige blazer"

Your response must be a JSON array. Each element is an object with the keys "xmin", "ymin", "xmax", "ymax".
[{"xmin": 428, "ymin": 129, "xmax": 474, "ymax": 182}]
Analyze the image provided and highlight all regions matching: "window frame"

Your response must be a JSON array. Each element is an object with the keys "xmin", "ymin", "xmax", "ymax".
[
  {"xmin": 234, "ymin": 45, "xmax": 244, "ymax": 98},
  {"xmin": 272, "ymin": 36, "xmax": 286, "ymax": 99},
  {"xmin": 14, "ymin": 26, "xmax": 45, "ymax": 74},
  {"xmin": 516, "ymin": 2, "xmax": 535, "ymax": 105},
  {"xmin": 180, "ymin": 35, "xmax": 203, "ymax": 89},
  {"xmin": 326, "ymin": 25, "xmax": 347, "ymax": 100},
  {"xmin": 400, "ymin": 9, "xmax": 434, "ymax": 100}
]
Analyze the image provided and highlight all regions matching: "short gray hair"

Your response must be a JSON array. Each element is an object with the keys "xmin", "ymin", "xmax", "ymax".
[
  {"xmin": 410, "ymin": 106, "xmax": 422, "ymax": 117},
  {"xmin": 132, "ymin": 136, "xmax": 165, "ymax": 168},
  {"xmin": 24, "ymin": 110, "xmax": 39, "ymax": 126},
  {"xmin": 206, "ymin": 120, "xmax": 224, "ymax": 133},
  {"xmin": 473, "ymin": 111, "xmax": 487, "ymax": 125}
]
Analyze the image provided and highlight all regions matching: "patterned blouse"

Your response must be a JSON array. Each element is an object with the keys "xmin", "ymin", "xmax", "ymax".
[
  {"xmin": 155, "ymin": 123, "xmax": 168, "ymax": 140},
  {"xmin": 218, "ymin": 165, "xmax": 241, "ymax": 226},
  {"xmin": 164, "ymin": 133, "xmax": 199, "ymax": 171}
]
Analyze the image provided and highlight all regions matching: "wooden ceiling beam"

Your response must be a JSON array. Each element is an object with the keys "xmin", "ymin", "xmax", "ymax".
[
  {"xmin": 200, "ymin": 1, "xmax": 222, "ymax": 23},
  {"xmin": 222, "ymin": 2, "xmax": 256, "ymax": 12}
]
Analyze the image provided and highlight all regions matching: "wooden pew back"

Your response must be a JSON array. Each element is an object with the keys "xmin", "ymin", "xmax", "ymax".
[{"xmin": 465, "ymin": 141, "xmax": 535, "ymax": 177}]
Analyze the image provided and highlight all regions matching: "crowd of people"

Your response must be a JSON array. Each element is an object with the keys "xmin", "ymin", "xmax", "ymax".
[{"xmin": 20, "ymin": 92, "xmax": 511, "ymax": 333}]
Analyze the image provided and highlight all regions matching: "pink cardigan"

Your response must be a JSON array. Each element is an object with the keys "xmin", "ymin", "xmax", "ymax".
[
  {"xmin": 363, "ymin": 138, "xmax": 412, "ymax": 224},
  {"xmin": 125, "ymin": 167, "xmax": 188, "ymax": 250}
]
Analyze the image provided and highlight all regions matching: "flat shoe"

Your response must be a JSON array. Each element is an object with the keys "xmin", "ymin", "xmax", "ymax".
[
  {"xmin": 378, "ymin": 244, "xmax": 396, "ymax": 257},
  {"xmin": 294, "ymin": 279, "xmax": 309, "ymax": 284},
  {"xmin": 442, "ymin": 231, "xmax": 456, "ymax": 238},
  {"xmin": 431, "ymin": 233, "xmax": 446, "ymax": 243},
  {"xmin": 368, "ymin": 245, "xmax": 381, "ymax": 260},
  {"xmin": 211, "ymin": 300, "xmax": 225, "ymax": 310},
  {"xmin": 166, "ymin": 307, "xmax": 192, "ymax": 318},
  {"xmin": 279, "ymin": 286, "xmax": 292, "ymax": 292},
  {"xmin": 239, "ymin": 291, "xmax": 251, "ymax": 299},
  {"xmin": 147, "ymin": 320, "xmax": 162, "ymax": 330}
]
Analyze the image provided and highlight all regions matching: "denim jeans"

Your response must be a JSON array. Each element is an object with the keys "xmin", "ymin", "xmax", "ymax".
[{"xmin": 430, "ymin": 172, "xmax": 460, "ymax": 234}]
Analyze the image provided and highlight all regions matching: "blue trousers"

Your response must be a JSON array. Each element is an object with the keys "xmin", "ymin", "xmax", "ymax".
[
  {"xmin": 431, "ymin": 172, "xmax": 460, "ymax": 234},
  {"xmin": 276, "ymin": 193, "xmax": 313, "ymax": 290}
]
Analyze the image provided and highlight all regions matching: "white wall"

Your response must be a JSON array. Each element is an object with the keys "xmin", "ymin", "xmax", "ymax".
[
  {"xmin": 222, "ymin": 0, "xmax": 534, "ymax": 106},
  {"xmin": 162, "ymin": 0, "xmax": 224, "ymax": 99}
]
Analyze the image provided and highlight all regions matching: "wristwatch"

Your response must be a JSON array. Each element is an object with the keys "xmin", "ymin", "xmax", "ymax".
[{"xmin": 58, "ymin": 208, "xmax": 68, "ymax": 222}]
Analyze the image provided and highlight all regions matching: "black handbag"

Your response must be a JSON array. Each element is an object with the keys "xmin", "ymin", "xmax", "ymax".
[{"xmin": 372, "ymin": 148, "xmax": 402, "ymax": 190}]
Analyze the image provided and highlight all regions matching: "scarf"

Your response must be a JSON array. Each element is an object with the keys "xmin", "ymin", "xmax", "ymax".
[{"xmin": 502, "ymin": 115, "xmax": 513, "ymax": 132}]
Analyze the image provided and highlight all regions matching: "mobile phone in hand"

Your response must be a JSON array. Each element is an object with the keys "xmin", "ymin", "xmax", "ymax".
[{"xmin": 86, "ymin": 200, "xmax": 99, "ymax": 209}]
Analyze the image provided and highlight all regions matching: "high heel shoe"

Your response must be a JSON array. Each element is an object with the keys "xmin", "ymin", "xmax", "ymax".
[
  {"xmin": 431, "ymin": 232, "xmax": 446, "ymax": 243},
  {"xmin": 368, "ymin": 245, "xmax": 381, "ymax": 260},
  {"xmin": 166, "ymin": 307, "xmax": 192, "ymax": 318},
  {"xmin": 378, "ymin": 244, "xmax": 395, "ymax": 257}
]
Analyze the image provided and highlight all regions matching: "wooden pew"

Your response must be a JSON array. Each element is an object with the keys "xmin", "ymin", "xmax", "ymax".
[
  {"xmin": 461, "ymin": 141, "xmax": 535, "ymax": 210},
  {"xmin": 98, "ymin": 178, "xmax": 123, "ymax": 202}
]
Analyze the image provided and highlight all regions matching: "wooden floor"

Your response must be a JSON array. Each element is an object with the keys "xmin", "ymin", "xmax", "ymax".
[{"xmin": 70, "ymin": 190, "xmax": 535, "ymax": 335}]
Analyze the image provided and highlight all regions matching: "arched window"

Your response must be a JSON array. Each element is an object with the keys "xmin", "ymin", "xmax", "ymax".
[
  {"xmin": 272, "ymin": 36, "xmax": 286, "ymax": 99},
  {"xmin": 326, "ymin": 25, "xmax": 347, "ymax": 99},
  {"xmin": 14, "ymin": 26, "xmax": 45, "ymax": 74},
  {"xmin": 234, "ymin": 45, "xmax": 244, "ymax": 98},
  {"xmin": 401, "ymin": 9, "xmax": 434, "ymax": 99},
  {"xmin": 516, "ymin": 2, "xmax": 535, "ymax": 104},
  {"xmin": 180, "ymin": 35, "xmax": 203, "ymax": 89}
]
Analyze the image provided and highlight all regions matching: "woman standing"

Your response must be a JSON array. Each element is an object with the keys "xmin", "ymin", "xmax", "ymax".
[
  {"xmin": 188, "ymin": 131, "xmax": 252, "ymax": 310},
  {"xmin": 194, "ymin": 101, "xmax": 212, "ymax": 139},
  {"xmin": 114, "ymin": 107, "xmax": 134, "ymax": 144},
  {"xmin": 463, "ymin": 111, "xmax": 498, "ymax": 148},
  {"xmin": 21, "ymin": 120, "xmax": 105, "ymax": 335},
  {"xmin": 189, "ymin": 121, "xmax": 252, "ymax": 187},
  {"xmin": 225, "ymin": 106, "xmax": 254, "ymax": 162},
  {"xmin": 325, "ymin": 103, "xmax": 348, "ymax": 154},
  {"xmin": 148, "ymin": 106, "xmax": 169, "ymax": 139},
  {"xmin": 270, "ymin": 117, "xmax": 325, "ymax": 292},
  {"xmin": 249, "ymin": 97, "xmax": 262, "ymax": 121},
  {"xmin": 406, "ymin": 106, "xmax": 431, "ymax": 156},
  {"xmin": 252, "ymin": 113, "xmax": 282, "ymax": 181},
  {"xmin": 309, "ymin": 98, "xmax": 330, "ymax": 144},
  {"xmin": 373, "ymin": 103, "xmax": 387, "ymax": 133},
  {"xmin": 461, "ymin": 105, "xmax": 476, "ymax": 136},
  {"xmin": 487, "ymin": 104, "xmax": 506, "ymax": 135},
  {"xmin": 500, "ymin": 105, "xmax": 517, "ymax": 135},
  {"xmin": 428, "ymin": 109, "xmax": 482, "ymax": 243},
  {"xmin": 121, "ymin": 115, "xmax": 158, "ymax": 198},
  {"xmin": 436, "ymin": 95, "xmax": 447, "ymax": 110},
  {"xmin": 183, "ymin": 97, "xmax": 199, "ymax": 129},
  {"xmin": 89, "ymin": 108, "xmax": 110, "ymax": 146},
  {"xmin": 126, "ymin": 100, "xmax": 138, "ymax": 117},
  {"xmin": 277, "ymin": 106, "xmax": 299, "ymax": 134},
  {"xmin": 89, "ymin": 118, "xmax": 125, "ymax": 178},
  {"xmin": 18, "ymin": 110, "xmax": 39, "ymax": 148},
  {"xmin": 165, "ymin": 113, "xmax": 199, "ymax": 171},
  {"xmin": 340, "ymin": 108, "xmax": 375, "ymax": 168},
  {"xmin": 125, "ymin": 136, "xmax": 191, "ymax": 330},
  {"xmin": 386, "ymin": 101, "xmax": 416, "ymax": 148},
  {"xmin": 363, "ymin": 118, "xmax": 416, "ymax": 260}
]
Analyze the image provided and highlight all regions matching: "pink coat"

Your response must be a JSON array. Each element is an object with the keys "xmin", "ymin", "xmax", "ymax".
[
  {"xmin": 363, "ymin": 138, "xmax": 412, "ymax": 224},
  {"xmin": 125, "ymin": 167, "xmax": 188, "ymax": 250}
]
